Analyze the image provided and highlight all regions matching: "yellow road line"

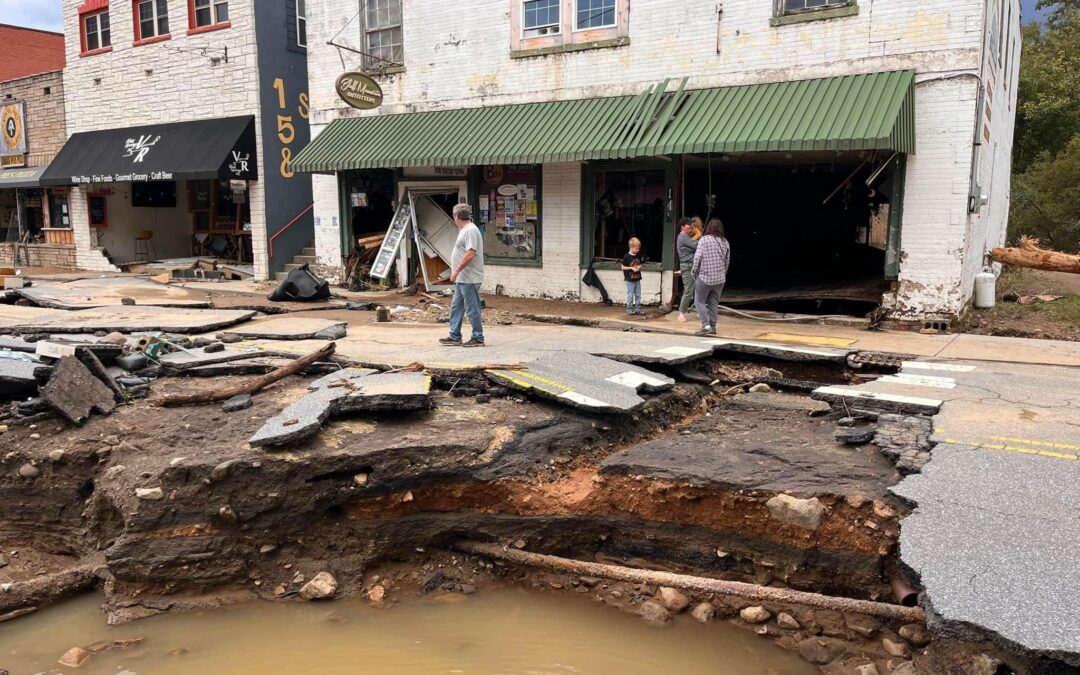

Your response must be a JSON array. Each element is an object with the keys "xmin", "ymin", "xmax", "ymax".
[
  {"xmin": 490, "ymin": 369, "xmax": 570, "ymax": 394},
  {"xmin": 935, "ymin": 429, "xmax": 1080, "ymax": 452},
  {"xmin": 940, "ymin": 437, "xmax": 1078, "ymax": 461},
  {"xmin": 756, "ymin": 332, "xmax": 857, "ymax": 348}
]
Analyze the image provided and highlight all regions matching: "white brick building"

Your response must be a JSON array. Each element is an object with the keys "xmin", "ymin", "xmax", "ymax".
[
  {"xmin": 298, "ymin": 0, "xmax": 1021, "ymax": 320},
  {"xmin": 48, "ymin": 0, "xmax": 314, "ymax": 278}
]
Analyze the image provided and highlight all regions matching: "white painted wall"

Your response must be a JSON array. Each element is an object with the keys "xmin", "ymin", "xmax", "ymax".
[
  {"xmin": 61, "ymin": 0, "xmax": 269, "ymax": 277},
  {"xmin": 305, "ymin": 0, "xmax": 1020, "ymax": 316}
]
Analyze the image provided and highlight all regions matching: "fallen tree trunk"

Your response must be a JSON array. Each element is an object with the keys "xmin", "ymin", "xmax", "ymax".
[
  {"xmin": 454, "ymin": 540, "xmax": 926, "ymax": 624},
  {"xmin": 0, "ymin": 561, "xmax": 102, "ymax": 616},
  {"xmin": 991, "ymin": 238, "xmax": 1080, "ymax": 274},
  {"xmin": 152, "ymin": 342, "xmax": 336, "ymax": 407}
]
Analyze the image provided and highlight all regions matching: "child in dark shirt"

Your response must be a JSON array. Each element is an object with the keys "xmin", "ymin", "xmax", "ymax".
[{"xmin": 621, "ymin": 237, "xmax": 643, "ymax": 315}]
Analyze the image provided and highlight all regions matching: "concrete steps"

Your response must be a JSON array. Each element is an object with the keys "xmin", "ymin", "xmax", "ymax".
[{"xmin": 273, "ymin": 242, "xmax": 316, "ymax": 283}]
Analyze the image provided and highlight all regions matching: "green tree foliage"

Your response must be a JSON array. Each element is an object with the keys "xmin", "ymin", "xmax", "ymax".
[{"xmin": 1009, "ymin": 2, "xmax": 1080, "ymax": 250}]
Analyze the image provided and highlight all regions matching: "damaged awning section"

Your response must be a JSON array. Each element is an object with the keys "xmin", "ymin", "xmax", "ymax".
[{"xmin": 293, "ymin": 70, "xmax": 915, "ymax": 172}]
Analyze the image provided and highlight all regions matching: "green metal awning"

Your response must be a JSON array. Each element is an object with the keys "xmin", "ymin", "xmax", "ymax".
[{"xmin": 293, "ymin": 70, "xmax": 915, "ymax": 173}]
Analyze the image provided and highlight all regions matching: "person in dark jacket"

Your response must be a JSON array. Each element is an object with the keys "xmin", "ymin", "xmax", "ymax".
[{"xmin": 676, "ymin": 217, "xmax": 699, "ymax": 322}]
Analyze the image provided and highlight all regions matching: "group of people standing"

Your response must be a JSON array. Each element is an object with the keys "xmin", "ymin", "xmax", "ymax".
[{"xmin": 677, "ymin": 216, "xmax": 731, "ymax": 336}]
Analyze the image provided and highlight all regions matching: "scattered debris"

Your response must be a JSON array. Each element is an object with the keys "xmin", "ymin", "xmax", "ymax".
[
  {"xmin": 222, "ymin": 394, "xmax": 253, "ymax": 413},
  {"xmin": 40, "ymin": 357, "xmax": 117, "ymax": 424}
]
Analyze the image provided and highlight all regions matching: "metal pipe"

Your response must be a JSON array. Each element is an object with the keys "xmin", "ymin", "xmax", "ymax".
[
  {"xmin": 455, "ymin": 540, "xmax": 926, "ymax": 624},
  {"xmin": 890, "ymin": 577, "xmax": 920, "ymax": 607}
]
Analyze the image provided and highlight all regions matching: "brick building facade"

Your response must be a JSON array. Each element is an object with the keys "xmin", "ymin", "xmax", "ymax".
[{"xmin": 297, "ymin": 0, "xmax": 1021, "ymax": 320}]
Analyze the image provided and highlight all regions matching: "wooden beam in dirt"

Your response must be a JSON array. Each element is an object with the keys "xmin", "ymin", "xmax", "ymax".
[{"xmin": 991, "ymin": 238, "xmax": 1080, "ymax": 274}]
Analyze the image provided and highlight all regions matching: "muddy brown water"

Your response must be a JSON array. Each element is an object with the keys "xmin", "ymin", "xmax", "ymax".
[{"xmin": 0, "ymin": 590, "xmax": 817, "ymax": 674}]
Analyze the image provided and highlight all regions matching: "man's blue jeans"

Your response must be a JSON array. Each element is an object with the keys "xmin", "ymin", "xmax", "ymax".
[{"xmin": 448, "ymin": 282, "xmax": 484, "ymax": 342}]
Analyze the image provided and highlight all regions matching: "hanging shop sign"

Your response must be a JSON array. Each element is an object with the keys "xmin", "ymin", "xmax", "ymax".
[
  {"xmin": 1, "ymin": 102, "xmax": 28, "ymax": 168},
  {"xmin": 336, "ymin": 72, "xmax": 384, "ymax": 110}
]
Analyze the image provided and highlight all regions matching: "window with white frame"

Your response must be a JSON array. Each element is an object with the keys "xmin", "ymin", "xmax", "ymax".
[
  {"xmin": 136, "ymin": 0, "xmax": 170, "ymax": 40},
  {"xmin": 296, "ymin": 0, "xmax": 307, "ymax": 47},
  {"xmin": 576, "ymin": 0, "xmax": 616, "ymax": 30},
  {"xmin": 363, "ymin": 0, "xmax": 403, "ymax": 67},
  {"xmin": 781, "ymin": 0, "xmax": 853, "ymax": 14},
  {"xmin": 82, "ymin": 10, "xmax": 111, "ymax": 52},
  {"xmin": 192, "ymin": 0, "xmax": 228, "ymax": 28},
  {"xmin": 524, "ymin": 0, "xmax": 560, "ymax": 37}
]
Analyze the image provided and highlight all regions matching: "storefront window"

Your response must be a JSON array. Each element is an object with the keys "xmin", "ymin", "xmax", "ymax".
[
  {"xmin": 593, "ymin": 168, "xmax": 666, "ymax": 262},
  {"xmin": 479, "ymin": 164, "xmax": 540, "ymax": 261}
]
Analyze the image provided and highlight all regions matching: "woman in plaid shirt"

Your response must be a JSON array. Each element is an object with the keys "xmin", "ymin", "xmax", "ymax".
[{"xmin": 691, "ymin": 218, "xmax": 731, "ymax": 336}]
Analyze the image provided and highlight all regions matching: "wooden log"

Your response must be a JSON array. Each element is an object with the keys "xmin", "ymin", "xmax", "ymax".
[
  {"xmin": 991, "ymin": 237, "xmax": 1080, "ymax": 274},
  {"xmin": 454, "ymin": 540, "xmax": 926, "ymax": 624},
  {"xmin": 151, "ymin": 342, "xmax": 336, "ymax": 406},
  {"xmin": 0, "ymin": 562, "xmax": 102, "ymax": 615}
]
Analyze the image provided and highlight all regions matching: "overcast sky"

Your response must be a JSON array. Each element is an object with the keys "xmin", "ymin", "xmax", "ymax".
[
  {"xmin": 0, "ymin": 0, "xmax": 1053, "ymax": 35},
  {"xmin": 0, "ymin": 0, "xmax": 63, "ymax": 32}
]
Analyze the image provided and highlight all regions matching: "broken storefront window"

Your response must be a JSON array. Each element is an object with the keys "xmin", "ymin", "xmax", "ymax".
[{"xmin": 479, "ymin": 164, "xmax": 541, "ymax": 261}]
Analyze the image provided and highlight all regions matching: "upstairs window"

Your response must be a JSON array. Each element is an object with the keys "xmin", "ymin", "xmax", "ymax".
[
  {"xmin": 191, "ymin": 0, "xmax": 228, "ymax": 29},
  {"xmin": 523, "ymin": 0, "xmax": 560, "ymax": 37},
  {"xmin": 772, "ymin": 0, "xmax": 857, "ymax": 25},
  {"xmin": 135, "ymin": 0, "xmax": 170, "ymax": 41},
  {"xmin": 296, "ymin": 0, "xmax": 307, "ymax": 47},
  {"xmin": 363, "ymin": 0, "xmax": 403, "ymax": 67},
  {"xmin": 782, "ymin": 0, "xmax": 852, "ymax": 12},
  {"xmin": 82, "ymin": 9, "xmax": 112, "ymax": 53},
  {"xmin": 576, "ymin": 0, "xmax": 616, "ymax": 30}
]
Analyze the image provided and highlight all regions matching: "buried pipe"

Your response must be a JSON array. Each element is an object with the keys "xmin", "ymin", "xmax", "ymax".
[
  {"xmin": 454, "ymin": 540, "xmax": 926, "ymax": 624},
  {"xmin": 890, "ymin": 577, "xmax": 920, "ymax": 607}
]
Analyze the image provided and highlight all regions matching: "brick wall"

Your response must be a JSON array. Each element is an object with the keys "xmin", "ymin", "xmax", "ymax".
[
  {"xmin": 0, "ymin": 243, "xmax": 77, "ymax": 270},
  {"xmin": 61, "ymin": 0, "xmax": 269, "ymax": 278},
  {"xmin": 305, "ymin": 0, "xmax": 1019, "ymax": 316},
  {"xmin": 0, "ymin": 70, "xmax": 66, "ymax": 167}
]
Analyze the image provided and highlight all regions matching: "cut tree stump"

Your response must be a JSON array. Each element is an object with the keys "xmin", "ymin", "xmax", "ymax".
[{"xmin": 991, "ymin": 237, "xmax": 1080, "ymax": 274}]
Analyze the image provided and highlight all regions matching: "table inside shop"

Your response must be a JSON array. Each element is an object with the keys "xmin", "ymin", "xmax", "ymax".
[{"xmin": 194, "ymin": 228, "xmax": 252, "ymax": 262}]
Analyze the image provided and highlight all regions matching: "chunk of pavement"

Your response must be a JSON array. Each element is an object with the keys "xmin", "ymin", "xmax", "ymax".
[
  {"xmin": 777, "ymin": 612, "xmax": 801, "ymax": 629},
  {"xmin": 135, "ymin": 487, "xmax": 163, "ymax": 500},
  {"xmin": 10, "ymin": 305, "xmax": 256, "ymax": 334},
  {"xmin": 0, "ymin": 335, "xmax": 36, "ymax": 352},
  {"xmin": 708, "ymin": 339, "xmax": 852, "ymax": 364},
  {"xmin": 485, "ymin": 351, "xmax": 674, "ymax": 414},
  {"xmin": 223, "ymin": 394, "xmax": 253, "ymax": 413},
  {"xmin": 40, "ymin": 356, "xmax": 117, "ymax": 424},
  {"xmin": 220, "ymin": 317, "xmax": 348, "ymax": 341},
  {"xmin": 299, "ymin": 571, "xmax": 338, "ymax": 600},
  {"xmin": 836, "ymin": 427, "xmax": 877, "ymax": 445},
  {"xmin": 690, "ymin": 602, "xmax": 715, "ymax": 623},
  {"xmin": 796, "ymin": 637, "xmax": 848, "ymax": 665},
  {"xmin": 338, "ymin": 372, "xmax": 433, "ymax": 413},
  {"xmin": 766, "ymin": 494, "xmax": 826, "ymax": 531},
  {"xmin": 158, "ymin": 347, "xmax": 268, "ymax": 373},
  {"xmin": 639, "ymin": 600, "xmax": 670, "ymax": 624},
  {"xmin": 75, "ymin": 347, "xmax": 124, "ymax": 402},
  {"xmin": 0, "ymin": 357, "xmax": 42, "ymax": 395},
  {"xmin": 811, "ymin": 385, "xmax": 942, "ymax": 416},
  {"xmin": 58, "ymin": 646, "xmax": 91, "ymax": 668},
  {"xmin": 740, "ymin": 606, "xmax": 771, "ymax": 624},
  {"xmin": 727, "ymin": 391, "xmax": 832, "ymax": 414},
  {"xmin": 657, "ymin": 587, "xmax": 690, "ymax": 613},
  {"xmin": 248, "ymin": 368, "xmax": 396, "ymax": 447}
]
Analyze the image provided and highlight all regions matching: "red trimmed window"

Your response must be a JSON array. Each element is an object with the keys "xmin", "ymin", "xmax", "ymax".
[
  {"xmin": 133, "ymin": 0, "xmax": 170, "ymax": 44},
  {"xmin": 188, "ymin": 0, "xmax": 229, "ymax": 34},
  {"xmin": 79, "ymin": 7, "xmax": 112, "ymax": 55}
]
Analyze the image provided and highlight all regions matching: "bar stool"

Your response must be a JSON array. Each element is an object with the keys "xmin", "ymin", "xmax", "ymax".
[{"xmin": 134, "ymin": 229, "xmax": 156, "ymax": 261}]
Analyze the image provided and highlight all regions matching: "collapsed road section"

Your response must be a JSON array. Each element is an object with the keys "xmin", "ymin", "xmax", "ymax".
[{"xmin": 0, "ymin": 302, "xmax": 1063, "ymax": 672}]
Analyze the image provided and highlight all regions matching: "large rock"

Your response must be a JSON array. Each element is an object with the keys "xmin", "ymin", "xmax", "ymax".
[
  {"xmin": 796, "ymin": 637, "xmax": 848, "ymax": 665},
  {"xmin": 881, "ymin": 637, "xmax": 910, "ymax": 658},
  {"xmin": 739, "ymin": 606, "xmax": 771, "ymax": 624},
  {"xmin": 690, "ymin": 602, "xmax": 715, "ymax": 623},
  {"xmin": 777, "ymin": 612, "xmax": 801, "ymax": 629},
  {"xmin": 639, "ymin": 600, "xmax": 670, "ymax": 624},
  {"xmin": 58, "ymin": 646, "xmax": 91, "ymax": 668},
  {"xmin": 299, "ymin": 571, "xmax": 338, "ymax": 600},
  {"xmin": 898, "ymin": 623, "xmax": 931, "ymax": 647},
  {"xmin": 657, "ymin": 587, "xmax": 690, "ymax": 613},
  {"xmin": 766, "ymin": 494, "xmax": 826, "ymax": 531}
]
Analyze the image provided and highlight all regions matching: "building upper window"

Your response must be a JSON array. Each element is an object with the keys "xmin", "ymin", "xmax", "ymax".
[
  {"xmin": 576, "ymin": 0, "xmax": 616, "ymax": 30},
  {"xmin": 363, "ymin": 0, "xmax": 403, "ymax": 67},
  {"xmin": 782, "ymin": 0, "xmax": 852, "ymax": 12},
  {"xmin": 524, "ymin": 0, "xmax": 560, "ymax": 37},
  {"xmin": 296, "ymin": 0, "xmax": 307, "ymax": 47},
  {"xmin": 190, "ymin": 0, "xmax": 228, "ymax": 31},
  {"xmin": 135, "ymin": 0, "xmax": 170, "ymax": 42},
  {"xmin": 82, "ymin": 9, "xmax": 112, "ymax": 53},
  {"xmin": 772, "ymin": 0, "xmax": 857, "ymax": 25}
]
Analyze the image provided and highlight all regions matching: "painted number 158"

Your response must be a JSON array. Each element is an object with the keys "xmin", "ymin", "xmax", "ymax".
[{"xmin": 272, "ymin": 78, "xmax": 310, "ymax": 178}]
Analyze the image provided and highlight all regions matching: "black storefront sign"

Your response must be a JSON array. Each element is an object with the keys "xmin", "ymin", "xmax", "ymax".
[{"xmin": 40, "ymin": 115, "xmax": 258, "ymax": 186}]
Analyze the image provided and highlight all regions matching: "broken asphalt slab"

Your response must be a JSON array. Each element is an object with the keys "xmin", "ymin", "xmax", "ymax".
[
  {"xmin": 249, "ymin": 369, "xmax": 432, "ymax": 447},
  {"xmin": 8, "ymin": 276, "xmax": 212, "ymax": 309},
  {"xmin": 485, "ymin": 351, "xmax": 674, "ymax": 414},
  {"xmin": 892, "ymin": 443, "xmax": 1080, "ymax": 666},
  {"xmin": 4, "ymin": 306, "xmax": 257, "ymax": 335},
  {"xmin": 159, "ymin": 347, "xmax": 273, "ymax": 373},
  {"xmin": 218, "ymin": 317, "xmax": 348, "ymax": 341},
  {"xmin": 704, "ymin": 339, "xmax": 854, "ymax": 364},
  {"xmin": 811, "ymin": 385, "xmax": 943, "ymax": 416},
  {"xmin": 0, "ymin": 356, "xmax": 45, "ymax": 395},
  {"xmin": 599, "ymin": 395, "xmax": 898, "ymax": 496},
  {"xmin": 40, "ymin": 356, "xmax": 117, "ymax": 424}
]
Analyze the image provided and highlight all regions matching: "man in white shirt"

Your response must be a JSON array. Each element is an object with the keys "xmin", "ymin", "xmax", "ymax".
[{"xmin": 439, "ymin": 204, "xmax": 486, "ymax": 347}]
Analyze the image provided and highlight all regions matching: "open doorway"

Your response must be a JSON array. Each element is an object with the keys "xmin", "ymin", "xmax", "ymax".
[
  {"xmin": 397, "ymin": 181, "xmax": 467, "ymax": 291},
  {"xmin": 681, "ymin": 152, "xmax": 901, "ymax": 315}
]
